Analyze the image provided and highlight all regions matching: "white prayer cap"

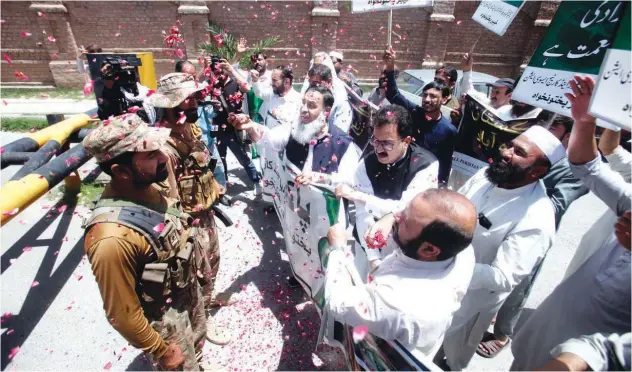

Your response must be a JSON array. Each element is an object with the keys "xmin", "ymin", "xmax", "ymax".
[
  {"xmin": 329, "ymin": 51, "xmax": 344, "ymax": 61},
  {"xmin": 521, "ymin": 125, "xmax": 566, "ymax": 165}
]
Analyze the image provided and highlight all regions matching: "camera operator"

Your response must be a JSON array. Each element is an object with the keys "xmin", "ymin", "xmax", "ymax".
[
  {"xmin": 206, "ymin": 55, "xmax": 262, "ymax": 196},
  {"xmin": 97, "ymin": 57, "xmax": 146, "ymax": 120}
]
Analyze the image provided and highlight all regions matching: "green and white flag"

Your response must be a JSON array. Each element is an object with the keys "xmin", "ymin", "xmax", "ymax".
[
  {"xmin": 513, "ymin": 1, "xmax": 624, "ymax": 116},
  {"xmin": 589, "ymin": 3, "xmax": 631, "ymax": 130},
  {"xmin": 472, "ymin": 0, "xmax": 525, "ymax": 36},
  {"xmin": 260, "ymin": 143, "xmax": 345, "ymax": 301}
]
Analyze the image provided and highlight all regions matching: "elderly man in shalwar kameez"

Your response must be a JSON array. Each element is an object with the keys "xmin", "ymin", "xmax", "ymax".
[{"xmin": 436, "ymin": 124, "xmax": 565, "ymax": 370}]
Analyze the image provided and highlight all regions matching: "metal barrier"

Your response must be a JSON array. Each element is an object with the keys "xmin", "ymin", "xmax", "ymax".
[
  {"xmin": 0, "ymin": 114, "xmax": 93, "ymax": 226},
  {"xmin": 1, "ymin": 113, "xmax": 233, "ymax": 227}
]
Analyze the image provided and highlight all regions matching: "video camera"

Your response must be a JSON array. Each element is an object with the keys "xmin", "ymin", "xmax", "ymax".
[
  {"xmin": 100, "ymin": 55, "xmax": 142, "ymax": 91},
  {"xmin": 87, "ymin": 53, "xmax": 145, "ymax": 119}
]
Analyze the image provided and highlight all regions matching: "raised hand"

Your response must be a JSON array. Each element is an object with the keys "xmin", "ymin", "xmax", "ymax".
[
  {"xmin": 565, "ymin": 75, "xmax": 596, "ymax": 125},
  {"xmin": 237, "ymin": 37, "xmax": 248, "ymax": 54},
  {"xmin": 227, "ymin": 113, "xmax": 253, "ymax": 130},
  {"xmin": 461, "ymin": 53, "xmax": 473, "ymax": 71},
  {"xmin": 250, "ymin": 69, "xmax": 260, "ymax": 83},
  {"xmin": 383, "ymin": 46, "xmax": 396, "ymax": 72}
]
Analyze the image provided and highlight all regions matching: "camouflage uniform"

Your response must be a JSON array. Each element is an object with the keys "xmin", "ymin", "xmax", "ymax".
[
  {"xmin": 82, "ymin": 115, "xmax": 207, "ymax": 370},
  {"xmin": 148, "ymin": 73, "xmax": 222, "ymax": 311}
]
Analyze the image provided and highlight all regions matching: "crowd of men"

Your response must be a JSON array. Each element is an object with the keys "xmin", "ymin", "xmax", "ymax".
[{"xmin": 79, "ymin": 38, "xmax": 631, "ymax": 371}]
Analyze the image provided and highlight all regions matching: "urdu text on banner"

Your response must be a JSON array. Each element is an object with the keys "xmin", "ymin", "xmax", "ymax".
[
  {"xmin": 512, "ymin": 1, "xmax": 624, "ymax": 117},
  {"xmin": 351, "ymin": 0, "xmax": 432, "ymax": 14},
  {"xmin": 471, "ymin": 0, "xmax": 525, "ymax": 36},
  {"xmin": 589, "ymin": 2, "xmax": 631, "ymax": 130}
]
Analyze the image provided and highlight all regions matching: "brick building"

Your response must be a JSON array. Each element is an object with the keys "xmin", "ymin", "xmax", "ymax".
[{"xmin": 0, "ymin": 1, "xmax": 559, "ymax": 89}]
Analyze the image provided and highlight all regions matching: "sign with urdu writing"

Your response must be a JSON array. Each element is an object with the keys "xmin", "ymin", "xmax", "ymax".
[
  {"xmin": 351, "ymin": 0, "xmax": 432, "ymax": 13},
  {"xmin": 260, "ymin": 143, "xmax": 345, "ymax": 300},
  {"xmin": 513, "ymin": 1, "xmax": 624, "ymax": 116},
  {"xmin": 472, "ymin": 0, "xmax": 525, "ymax": 36},
  {"xmin": 589, "ymin": 2, "xmax": 631, "ymax": 130}
]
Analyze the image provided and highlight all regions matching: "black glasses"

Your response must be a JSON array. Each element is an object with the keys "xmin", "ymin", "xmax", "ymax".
[{"xmin": 370, "ymin": 136, "xmax": 397, "ymax": 151}]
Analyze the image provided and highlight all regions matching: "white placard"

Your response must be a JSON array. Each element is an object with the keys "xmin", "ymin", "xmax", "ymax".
[
  {"xmin": 589, "ymin": 49, "xmax": 632, "ymax": 130},
  {"xmin": 351, "ymin": 0, "xmax": 432, "ymax": 14},
  {"xmin": 471, "ymin": 0, "xmax": 524, "ymax": 36}
]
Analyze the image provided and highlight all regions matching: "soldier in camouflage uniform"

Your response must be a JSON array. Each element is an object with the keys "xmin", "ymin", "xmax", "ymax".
[
  {"xmin": 82, "ymin": 114, "xmax": 210, "ymax": 370},
  {"xmin": 146, "ymin": 73, "xmax": 232, "ymax": 345}
]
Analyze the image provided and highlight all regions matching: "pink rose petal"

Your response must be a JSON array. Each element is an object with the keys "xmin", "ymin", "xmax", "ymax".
[
  {"xmin": 23, "ymin": 246, "xmax": 32, "ymax": 252},
  {"xmin": 2, "ymin": 312, "xmax": 14, "ymax": 323},
  {"xmin": 3, "ymin": 53, "xmax": 12, "ymax": 64},
  {"xmin": 352, "ymin": 325, "xmax": 368, "ymax": 343},
  {"xmin": 83, "ymin": 80, "xmax": 94, "ymax": 96},
  {"xmin": 47, "ymin": 35, "xmax": 56, "ymax": 42},
  {"xmin": 153, "ymin": 222, "xmax": 165, "ymax": 233},
  {"xmin": 31, "ymin": 281, "xmax": 39, "ymax": 287},
  {"xmin": 2, "ymin": 207, "xmax": 19, "ymax": 217},
  {"xmin": 103, "ymin": 361, "xmax": 112, "ymax": 370},
  {"xmin": 8, "ymin": 346, "xmax": 20, "ymax": 360}
]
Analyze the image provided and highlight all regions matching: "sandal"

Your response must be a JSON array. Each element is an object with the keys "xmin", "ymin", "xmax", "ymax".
[{"xmin": 476, "ymin": 332, "xmax": 510, "ymax": 358}]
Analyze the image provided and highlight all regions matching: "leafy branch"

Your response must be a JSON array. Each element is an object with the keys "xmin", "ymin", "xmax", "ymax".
[{"xmin": 199, "ymin": 22, "xmax": 280, "ymax": 67}]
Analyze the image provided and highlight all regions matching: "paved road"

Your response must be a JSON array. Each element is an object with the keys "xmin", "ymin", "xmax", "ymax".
[
  {"xmin": 0, "ymin": 99, "xmax": 97, "ymax": 116},
  {"xmin": 0, "ymin": 130, "xmax": 607, "ymax": 371}
]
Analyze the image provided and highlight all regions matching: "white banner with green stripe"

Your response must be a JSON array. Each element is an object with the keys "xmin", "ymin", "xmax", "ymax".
[
  {"xmin": 261, "ymin": 144, "xmax": 346, "ymax": 300},
  {"xmin": 589, "ymin": 3, "xmax": 631, "ymax": 130},
  {"xmin": 472, "ymin": 0, "xmax": 525, "ymax": 36},
  {"xmin": 513, "ymin": 1, "xmax": 625, "ymax": 117}
]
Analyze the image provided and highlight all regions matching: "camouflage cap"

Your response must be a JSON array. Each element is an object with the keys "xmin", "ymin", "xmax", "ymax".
[
  {"xmin": 83, "ymin": 113, "xmax": 171, "ymax": 162},
  {"xmin": 144, "ymin": 72, "xmax": 205, "ymax": 108}
]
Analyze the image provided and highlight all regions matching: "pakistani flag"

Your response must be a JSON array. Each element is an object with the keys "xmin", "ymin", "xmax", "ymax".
[
  {"xmin": 472, "ymin": 0, "xmax": 525, "ymax": 36},
  {"xmin": 513, "ymin": 1, "xmax": 624, "ymax": 116},
  {"xmin": 589, "ymin": 3, "xmax": 631, "ymax": 130}
]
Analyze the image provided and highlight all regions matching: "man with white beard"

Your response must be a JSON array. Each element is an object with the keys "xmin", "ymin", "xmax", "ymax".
[{"xmin": 227, "ymin": 86, "xmax": 360, "ymax": 186}]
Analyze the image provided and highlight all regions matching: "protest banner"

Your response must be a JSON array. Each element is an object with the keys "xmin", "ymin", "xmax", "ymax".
[
  {"xmin": 450, "ymin": 94, "xmax": 542, "ymax": 188},
  {"xmin": 259, "ymin": 143, "xmax": 440, "ymax": 370},
  {"xmin": 260, "ymin": 144, "xmax": 345, "ymax": 299},
  {"xmin": 589, "ymin": 3, "xmax": 631, "ymax": 130},
  {"xmin": 513, "ymin": 1, "xmax": 624, "ymax": 117},
  {"xmin": 472, "ymin": 0, "xmax": 525, "ymax": 36},
  {"xmin": 351, "ymin": 0, "xmax": 432, "ymax": 13}
]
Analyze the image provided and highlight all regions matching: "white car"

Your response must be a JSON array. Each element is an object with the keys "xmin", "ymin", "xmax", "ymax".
[{"xmin": 393, "ymin": 69, "xmax": 499, "ymax": 105}]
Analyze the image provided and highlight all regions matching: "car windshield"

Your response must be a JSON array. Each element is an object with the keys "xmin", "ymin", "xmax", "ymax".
[{"xmin": 396, "ymin": 72, "xmax": 425, "ymax": 95}]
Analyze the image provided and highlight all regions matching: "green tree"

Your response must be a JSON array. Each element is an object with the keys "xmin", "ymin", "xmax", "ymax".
[{"xmin": 200, "ymin": 22, "xmax": 280, "ymax": 67}]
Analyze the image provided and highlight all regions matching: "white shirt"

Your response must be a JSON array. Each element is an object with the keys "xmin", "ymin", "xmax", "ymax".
[
  {"xmin": 459, "ymin": 71, "xmax": 512, "ymax": 114},
  {"xmin": 605, "ymin": 146, "xmax": 632, "ymax": 183},
  {"xmin": 256, "ymin": 124, "xmax": 360, "ymax": 185},
  {"xmin": 323, "ymin": 242, "xmax": 475, "ymax": 357},
  {"xmin": 458, "ymin": 167, "xmax": 555, "ymax": 296},
  {"xmin": 351, "ymin": 149, "xmax": 439, "ymax": 261},
  {"xmin": 328, "ymin": 100, "xmax": 354, "ymax": 133},
  {"xmin": 442, "ymin": 167, "xmax": 555, "ymax": 369},
  {"xmin": 253, "ymin": 81, "xmax": 302, "ymax": 128},
  {"xmin": 238, "ymin": 68, "xmax": 272, "ymax": 118}
]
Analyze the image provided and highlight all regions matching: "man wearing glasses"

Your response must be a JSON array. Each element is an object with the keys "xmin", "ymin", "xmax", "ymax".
[{"xmin": 335, "ymin": 105, "xmax": 440, "ymax": 280}]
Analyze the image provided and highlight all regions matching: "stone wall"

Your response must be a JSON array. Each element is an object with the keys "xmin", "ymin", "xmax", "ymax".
[{"xmin": 0, "ymin": 1, "xmax": 558, "ymax": 88}]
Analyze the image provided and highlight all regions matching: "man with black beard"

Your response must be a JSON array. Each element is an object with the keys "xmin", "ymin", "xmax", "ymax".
[
  {"xmin": 228, "ymin": 86, "xmax": 360, "ymax": 186},
  {"xmin": 436, "ymin": 125, "xmax": 564, "ymax": 370},
  {"xmin": 321, "ymin": 189, "xmax": 476, "ymax": 357},
  {"xmin": 249, "ymin": 65, "xmax": 302, "ymax": 128}
]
